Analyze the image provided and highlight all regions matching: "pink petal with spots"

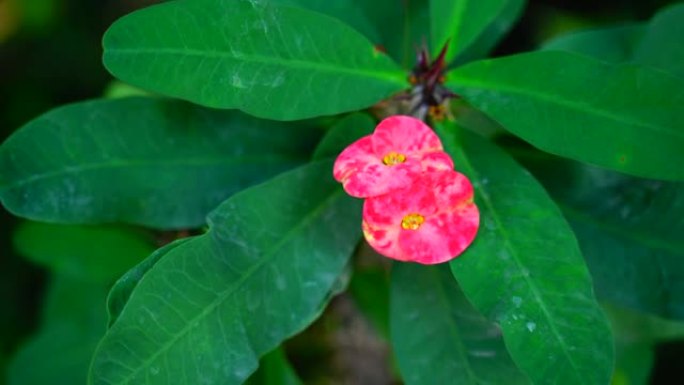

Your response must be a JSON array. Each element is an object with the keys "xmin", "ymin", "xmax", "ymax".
[
  {"xmin": 333, "ymin": 135, "xmax": 421, "ymax": 198},
  {"xmin": 333, "ymin": 115, "xmax": 454, "ymax": 198},
  {"xmin": 362, "ymin": 171, "xmax": 479, "ymax": 264}
]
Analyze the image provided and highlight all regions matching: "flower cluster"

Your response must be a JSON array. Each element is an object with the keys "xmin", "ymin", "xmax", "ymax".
[{"xmin": 333, "ymin": 115, "xmax": 479, "ymax": 265}]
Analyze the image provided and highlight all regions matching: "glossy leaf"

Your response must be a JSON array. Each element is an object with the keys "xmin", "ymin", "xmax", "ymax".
[
  {"xmin": 391, "ymin": 263, "xmax": 530, "ymax": 385},
  {"xmin": 312, "ymin": 113, "xmax": 375, "ymax": 160},
  {"xmin": 7, "ymin": 276, "xmax": 108, "ymax": 385},
  {"xmin": 12, "ymin": 221, "xmax": 153, "ymax": 283},
  {"xmin": 448, "ymin": 51, "xmax": 684, "ymax": 180},
  {"xmin": 103, "ymin": 0, "xmax": 405, "ymax": 120},
  {"xmin": 245, "ymin": 348, "xmax": 302, "ymax": 385},
  {"xmin": 431, "ymin": 0, "xmax": 526, "ymax": 63},
  {"xmin": 513, "ymin": 151, "xmax": 684, "ymax": 319},
  {"xmin": 107, "ymin": 238, "xmax": 193, "ymax": 327},
  {"xmin": 349, "ymin": 260, "xmax": 390, "ymax": 339},
  {"xmin": 89, "ymin": 161, "xmax": 362, "ymax": 385},
  {"xmin": 0, "ymin": 97, "xmax": 318, "ymax": 229},
  {"xmin": 633, "ymin": 4, "xmax": 684, "ymax": 79},
  {"xmin": 542, "ymin": 24, "xmax": 645, "ymax": 63},
  {"xmin": 436, "ymin": 125, "xmax": 614, "ymax": 385}
]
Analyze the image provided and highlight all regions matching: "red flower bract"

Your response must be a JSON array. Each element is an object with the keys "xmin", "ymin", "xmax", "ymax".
[
  {"xmin": 333, "ymin": 115, "xmax": 453, "ymax": 198},
  {"xmin": 362, "ymin": 170, "xmax": 479, "ymax": 264}
]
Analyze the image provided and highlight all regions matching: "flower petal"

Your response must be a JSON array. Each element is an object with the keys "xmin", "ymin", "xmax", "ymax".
[
  {"xmin": 361, "ymin": 170, "xmax": 479, "ymax": 264},
  {"xmin": 372, "ymin": 115, "xmax": 444, "ymax": 156}
]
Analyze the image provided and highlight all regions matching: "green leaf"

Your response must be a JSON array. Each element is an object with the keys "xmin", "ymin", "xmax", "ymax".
[
  {"xmin": 246, "ymin": 348, "xmax": 302, "ymax": 385},
  {"xmin": 89, "ymin": 160, "xmax": 362, "ymax": 385},
  {"xmin": 312, "ymin": 112, "xmax": 375, "ymax": 160},
  {"xmin": 447, "ymin": 51, "xmax": 684, "ymax": 181},
  {"xmin": 107, "ymin": 238, "xmax": 193, "ymax": 327},
  {"xmin": 391, "ymin": 263, "xmax": 530, "ymax": 385},
  {"xmin": 271, "ymin": 0, "xmax": 380, "ymax": 44},
  {"xmin": 349, "ymin": 261, "xmax": 390, "ymax": 340},
  {"xmin": 431, "ymin": 0, "xmax": 526, "ymax": 63},
  {"xmin": 633, "ymin": 4, "xmax": 684, "ymax": 80},
  {"xmin": 450, "ymin": 0, "xmax": 526, "ymax": 65},
  {"xmin": 513, "ymin": 151, "xmax": 684, "ymax": 319},
  {"xmin": 542, "ymin": 24, "xmax": 646, "ymax": 63},
  {"xmin": 0, "ymin": 97, "xmax": 318, "ymax": 229},
  {"xmin": 7, "ymin": 275, "xmax": 108, "ymax": 385},
  {"xmin": 436, "ymin": 125, "xmax": 614, "ymax": 385},
  {"xmin": 103, "ymin": 0, "xmax": 405, "ymax": 120},
  {"xmin": 12, "ymin": 221, "xmax": 153, "ymax": 283}
]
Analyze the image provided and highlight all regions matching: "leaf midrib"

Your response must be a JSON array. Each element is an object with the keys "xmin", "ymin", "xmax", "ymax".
[
  {"xmin": 448, "ymin": 76, "xmax": 683, "ymax": 138},
  {"xmin": 1, "ymin": 154, "xmax": 301, "ymax": 191},
  {"xmin": 456, "ymin": 144, "xmax": 585, "ymax": 383},
  {"xmin": 106, "ymin": 47, "xmax": 407, "ymax": 86},
  {"xmin": 109, "ymin": 188, "xmax": 345, "ymax": 385}
]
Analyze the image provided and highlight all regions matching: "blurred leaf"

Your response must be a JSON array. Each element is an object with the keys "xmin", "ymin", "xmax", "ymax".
[
  {"xmin": 245, "ymin": 348, "xmax": 302, "ymax": 385},
  {"xmin": 542, "ymin": 24, "xmax": 646, "ymax": 63},
  {"xmin": 391, "ymin": 263, "xmax": 530, "ymax": 385},
  {"xmin": 103, "ymin": 81, "xmax": 150, "ymax": 99},
  {"xmin": 107, "ymin": 238, "xmax": 193, "ymax": 327},
  {"xmin": 0, "ymin": 97, "xmax": 318, "ymax": 229},
  {"xmin": 349, "ymin": 263, "xmax": 390, "ymax": 340},
  {"xmin": 89, "ymin": 161, "xmax": 362, "ymax": 385},
  {"xmin": 354, "ymin": 0, "xmax": 429, "ymax": 68},
  {"xmin": 12, "ymin": 221, "xmax": 153, "ymax": 283},
  {"xmin": 437, "ymin": 125, "xmax": 614, "ymax": 385},
  {"xmin": 431, "ymin": 0, "xmax": 526, "ymax": 63},
  {"xmin": 514, "ymin": 151, "xmax": 684, "ymax": 320},
  {"xmin": 633, "ymin": 3, "xmax": 684, "ymax": 79},
  {"xmin": 103, "ymin": 0, "xmax": 405, "ymax": 120},
  {"xmin": 7, "ymin": 275, "xmax": 107, "ymax": 385},
  {"xmin": 448, "ymin": 51, "xmax": 684, "ymax": 181},
  {"xmin": 312, "ymin": 113, "xmax": 375, "ymax": 160},
  {"xmin": 450, "ymin": 0, "xmax": 526, "ymax": 65},
  {"xmin": 271, "ymin": 0, "xmax": 380, "ymax": 43}
]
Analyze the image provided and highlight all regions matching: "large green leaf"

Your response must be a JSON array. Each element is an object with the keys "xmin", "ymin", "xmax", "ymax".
[
  {"xmin": 7, "ymin": 276, "xmax": 108, "ymax": 385},
  {"xmin": 447, "ymin": 51, "xmax": 684, "ymax": 181},
  {"xmin": 311, "ymin": 112, "xmax": 375, "ymax": 160},
  {"xmin": 512, "ymin": 149, "xmax": 684, "ymax": 319},
  {"xmin": 391, "ymin": 263, "xmax": 530, "ymax": 385},
  {"xmin": 436, "ymin": 125, "xmax": 614, "ymax": 385},
  {"xmin": 0, "ymin": 97, "xmax": 318, "ymax": 229},
  {"xmin": 431, "ymin": 0, "xmax": 525, "ymax": 63},
  {"xmin": 107, "ymin": 238, "xmax": 193, "ymax": 327},
  {"xmin": 103, "ymin": 0, "xmax": 405, "ymax": 120},
  {"xmin": 88, "ymin": 160, "xmax": 362, "ymax": 385},
  {"xmin": 12, "ymin": 221, "xmax": 153, "ymax": 283},
  {"xmin": 632, "ymin": 4, "xmax": 684, "ymax": 80},
  {"xmin": 542, "ymin": 24, "xmax": 646, "ymax": 63}
]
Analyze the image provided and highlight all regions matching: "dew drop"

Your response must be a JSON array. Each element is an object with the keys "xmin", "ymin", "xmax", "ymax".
[{"xmin": 526, "ymin": 322, "xmax": 536, "ymax": 332}]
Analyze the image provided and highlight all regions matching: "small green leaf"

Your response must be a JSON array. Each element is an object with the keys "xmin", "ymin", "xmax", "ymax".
[
  {"xmin": 89, "ymin": 161, "xmax": 362, "ymax": 385},
  {"xmin": 312, "ymin": 113, "xmax": 375, "ymax": 160},
  {"xmin": 431, "ymin": 0, "xmax": 526, "ymax": 63},
  {"xmin": 107, "ymin": 238, "xmax": 193, "ymax": 327},
  {"xmin": 246, "ymin": 348, "xmax": 302, "ymax": 385},
  {"xmin": 633, "ymin": 4, "xmax": 684, "ymax": 79},
  {"xmin": 391, "ymin": 263, "xmax": 530, "ymax": 385},
  {"xmin": 448, "ymin": 51, "xmax": 684, "ymax": 180},
  {"xmin": 7, "ymin": 275, "xmax": 108, "ymax": 385},
  {"xmin": 436, "ymin": 125, "xmax": 614, "ymax": 385},
  {"xmin": 103, "ymin": 0, "xmax": 405, "ymax": 120},
  {"xmin": 0, "ymin": 97, "xmax": 318, "ymax": 228},
  {"xmin": 542, "ymin": 24, "xmax": 645, "ymax": 63},
  {"xmin": 514, "ymin": 151, "xmax": 684, "ymax": 319},
  {"xmin": 12, "ymin": 222, "xmax": 153, "ymax": 283}
]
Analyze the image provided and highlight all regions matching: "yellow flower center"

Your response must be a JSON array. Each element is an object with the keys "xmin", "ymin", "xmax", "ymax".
[
  {"xmin": 401, "ymin": 213, "xmax": 425, "ymax": 230},
  {"xmin": 382, "ymin": 152, "xmax": 406, "ymax": 166}
]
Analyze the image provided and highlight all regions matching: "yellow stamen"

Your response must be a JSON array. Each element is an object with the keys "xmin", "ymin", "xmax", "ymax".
[
  {"xmin": 382, "ymin": 152, "xmax": 406, "ymax": 166},
  {"xmin": 401, "ymin": 213, "xmax": 425, "ymax": 230}
]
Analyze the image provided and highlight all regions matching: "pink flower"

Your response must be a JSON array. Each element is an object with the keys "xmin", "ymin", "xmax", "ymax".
[
  {"xmin": 362, "ymin": 171, "xmax": 479, "ymax": 264},
  {"xmin": 333, "ymin": 115, "xmax": 453, "ymax": 198}
]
